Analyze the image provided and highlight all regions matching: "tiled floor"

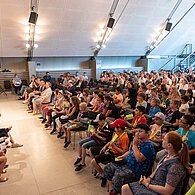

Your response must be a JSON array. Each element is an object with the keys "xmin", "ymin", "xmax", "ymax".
[{"xmin": 0, "ymin": 93, "xmax": 107, "ymax": 195}]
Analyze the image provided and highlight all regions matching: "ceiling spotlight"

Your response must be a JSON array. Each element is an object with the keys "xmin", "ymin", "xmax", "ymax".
[
  {"xmin": 26, "ymin": 43, "xmax": 30, "ymax": 48},
  {"xmin": 102, "ymin": 44, "xmax": 106, "ymax": 48},
  {"xmin": 107, "ymin": 17, "xmax": 115, "ymax": 28},
  {"xmin": 34, "ymin": 43, "xmax": 38, "ymax": 48},
  {"xmin": 165, "ymin": 21, "xmax": 172, "ymax": 31},
  {"xmin": 96, "ymin": 45, "xmax": 101, "ymax": 49}
]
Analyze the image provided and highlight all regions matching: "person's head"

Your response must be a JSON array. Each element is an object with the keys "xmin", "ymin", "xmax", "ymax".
[
  {"xmin": 115, "ymin": 87, "xmax": 122, "ymax": 95},
  {"xmin": 154, "ymin": 112, "xmax": 165, "ymax": 125},
  {"xmin": 162, "ymin": 91, "xmax": 169, "ymax": 99},
  {"xmin": 185, "ymin": 89, "xmax": 193, "ymax": 98},
  {"xmin": 54, "ymin": 89, "xmax": 60, "ymax": 96},
  {"xmin": 188, "ymin": 106, "xmax": 195, "ymax": 116},
  {"xmin": 31, "ymin": 75, "xmax": 36, "ymax": 80},
  {"xmin": 67, "ymin": 80, "xmax": 73, "ymax": 87},
  {"xmin": 137, "ymin": 92, "xmax": 146, "ymax": 102},
  {"xmin": 151, "ymin": 97, "xmax": 161, "ymax": 107},
  {"xmin": 151, "ymin": 87, "xmax": 157, "ymax": 96},
  {"xmin": 40, "ymin": 79, "xmax": 46, "ymax": 86},
  {"xmin": 99, "ymin": 85, "xmax": 104, "ymax": 91},
  {"xmin": 71, "ymin": 96, "xmax": 80, "ymax": 110},
  {"xmin": 93, "ymin": 90, "xmax": 99, "ymax": 98},
  {"xmin": 179, "ymin": 114, "xmax": 194, "ymax": 130},
  {"xmin": 98, "ymin": 93, "xmax": 104, "ymax": 103},
  {"xmin": 103, "ymin": 88, "xmax": 109, "ymax": 95},
  {"xmin": 75, "ymin": 87, "xmax": 82, "ymax": 94},
  {"xmin": 181, "ymin": 95, "xmax": 189, "ymax": 104},
  {"xmin": 46, "ymin": 72, "xmax": 49, "ymax": 76},
  {"xmin": 104, "ymin": 95, "xmax": 112, "ymax": 104},
  {"xmin": 110, "ymin": 119, "xmax": 126, "ymax": 132},
  {"xmin": 162, "ymin": 131, "xmax": 190, "ymax": 172},
  {"xmin": 135, "ymin": 106, "xmax": 145, "ymax": 116},
  {"xmin": 170, "ymin": 99, "xmax": 180, "ymax": 109},
  {"xmin": 135, "ymin": 123, "xmax": 150, "ymax": 140},
  {"xmin": 83, "ymin": 88, "xmax": 90, "ymax": 96},
  {"xmin": 45, "ymin": 81, "xmax": 51, "ymax": 88},
  {"xmin": 79, "ymin": 102, "xmax": 87, "ymax": 112}
]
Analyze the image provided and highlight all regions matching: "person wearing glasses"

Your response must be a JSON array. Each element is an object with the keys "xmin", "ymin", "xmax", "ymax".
[{"xmin": 177, "ymin": 114, "xmax": 195, "ymax": 163}]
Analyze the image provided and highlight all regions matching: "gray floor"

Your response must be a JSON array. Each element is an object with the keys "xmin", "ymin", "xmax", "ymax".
[{"xmin": 0, "ymin": 93, "xmax": 107, "ymax": 195}]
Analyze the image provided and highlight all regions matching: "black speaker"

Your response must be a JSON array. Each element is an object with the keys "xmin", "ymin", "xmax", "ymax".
[
  {"xmin": 29, "ymin": 12, "xmax": 38, "ymax": 24},
  {"xmin": 165, "ymin": 22, "xmax": 172, "ymax": 31},
  {"xmin": 107, "ymin": 18, "xmax": 115, "ymax": 28}
]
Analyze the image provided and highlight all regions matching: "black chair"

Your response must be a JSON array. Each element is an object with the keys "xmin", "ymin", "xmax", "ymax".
[
  {"xmin": 4, "ymin": 80, "xmax": 12, "ymax": 90},
  {"xmin": 0, "ymin": 86, "xmax": 7, "ymax": 96},
  {"xmin": 21, "ymin": 79, "xmax": 28, "ymax": 86}
]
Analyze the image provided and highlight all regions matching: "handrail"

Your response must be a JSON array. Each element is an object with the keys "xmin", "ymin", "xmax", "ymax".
[
  {"xmin": 172, "ymin": 52, "xmax": 195, "ymax": 71},
  {"xmin": 158, "ymin": 44, "xmax": 192, "ymax": 71}
]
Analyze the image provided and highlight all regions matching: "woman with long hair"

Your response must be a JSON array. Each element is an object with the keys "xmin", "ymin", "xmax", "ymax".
[{"xmin": 121, "ymin": 131, "xmax": 191, "ymax": 195}]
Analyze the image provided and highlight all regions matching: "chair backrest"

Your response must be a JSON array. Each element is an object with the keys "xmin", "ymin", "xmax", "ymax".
[
  {"xmin": 88, "ymin": 111, "xmax": 99, "ymax": 120},
  {"xmin": 181, "ymin": 167, "xmax": 192, "ymax": 194},
  {"xmin": 22, "ymin": 79, "xmax": 28, "ymax": 86},
  {"xmin": 4, "ymin": 80, "xmax": 12, "ymax": 90}
]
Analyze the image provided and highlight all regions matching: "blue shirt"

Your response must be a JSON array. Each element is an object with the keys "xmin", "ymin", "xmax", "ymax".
[
  {"xmin": 125, "ymin": 141, "xmax": 155, "ymax": 179},
  {"xmin": 149, "ymin": 107, "xmax": 161, "ymax": 117},
  {"xmin": 177, "ymin": 128, "xmax": 195, "ymax": 150}
]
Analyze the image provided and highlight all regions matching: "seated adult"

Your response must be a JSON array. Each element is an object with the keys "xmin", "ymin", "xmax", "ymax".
[
  {"xmin": 122, "ymin": 131, "xmax": 190, "ymax": 195},
  {"xmin": 32, "ymin": 81, "xmax": 52, "ymax": 115},
  {"xmin": 53, "ymin": 96, "xmax": 80, "ymax": 143},
  {"xmin": 177, "ymin": 115, "xmax": 195, "ymax": 163},
  {"xmin": 74, "ymin": 114, "xmax": 112, "ymax": 171},
  {"xmin": 12, "ymin": 74, "xmax": 22, "ymax": 95},
  {"xmin": 103, "ymin": 123, "xmax": 155, "ymax": 195},
  {"xmin": 91, "ymin": 119, "xmax": 129, "ymax": 187}
]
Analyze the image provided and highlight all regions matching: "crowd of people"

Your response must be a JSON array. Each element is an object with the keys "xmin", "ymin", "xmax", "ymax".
[{"xmin": 1, "ymin": 69, "xmax": 195, "ymax": 194}]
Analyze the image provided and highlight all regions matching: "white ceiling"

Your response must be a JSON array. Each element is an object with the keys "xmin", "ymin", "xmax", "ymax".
[{"xmin": 0, "ymin": 0, "xmax": 194, "ymax": 57}]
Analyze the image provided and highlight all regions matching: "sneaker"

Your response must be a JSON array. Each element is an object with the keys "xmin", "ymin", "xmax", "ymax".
[
  {"xmin": 50, "ymin": 129, "xmax": 57, "ymax": 135},
  {"xmin": 41, "ymin": 119, "xmax": 47, "ymax": 124},
  {"xmin": 100, "ymin": 177, "xmax": 107, "ymax": 187},
  {"xmin": 11, "ymin": 143, "xmax": 23, "ymax": 148},
  {"xmin": 109, "ymin": 190, "xmax": 117, "ymax": 195},
  {"xmin": 39, "ymin": 116, "xmax": 43, "ymax": 119},
  {"xmin": 44, "ymin": 123, "xmax": 50, "ymax": 128},
  {"xmin": 74, "ymin": 157, "xmax": 82, "ymax": 166},
  {"xmin": 57, "ymin": 132, "xmax": 64, "ymax": 138},
  {"xmin": 75, "ymin": 163, "xmax": 86, "ymax": 171},
  {"xmin": 64, "ymin": 137, "xmax": 67, "ymax": 143},
  {"xmin": 93, "ymin": 170, "xmax": 99, "ymax": 178},
  {"xmin": 64, "ymin": 141, "xmax": 71, "ymax": 148}
]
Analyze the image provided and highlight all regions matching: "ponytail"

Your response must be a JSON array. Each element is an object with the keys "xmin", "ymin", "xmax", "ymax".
[{"xmin": 180, "ymin": 141, "xmax": 191, "ymax": 174}]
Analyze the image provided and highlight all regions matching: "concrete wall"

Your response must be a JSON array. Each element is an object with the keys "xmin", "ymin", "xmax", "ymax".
[{"xmin": 0, "ymin": 57, "xmax": 28, "ymax": 72}]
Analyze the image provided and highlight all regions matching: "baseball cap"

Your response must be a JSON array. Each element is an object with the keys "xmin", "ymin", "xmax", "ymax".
[
  {"xmin": 155, "ymin": 112, "xmax": 165, "ymax": 121},
  {"xmin": 68, "ymin": 80, "xmax": 73, "ymax": 83},
  {"xmin": 110, "ymin": 119, "xmax": 126, "ymax": 129},
  {"xmin": 93, "ymin": 114, "xmax": 105, "ymax": 122}
]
